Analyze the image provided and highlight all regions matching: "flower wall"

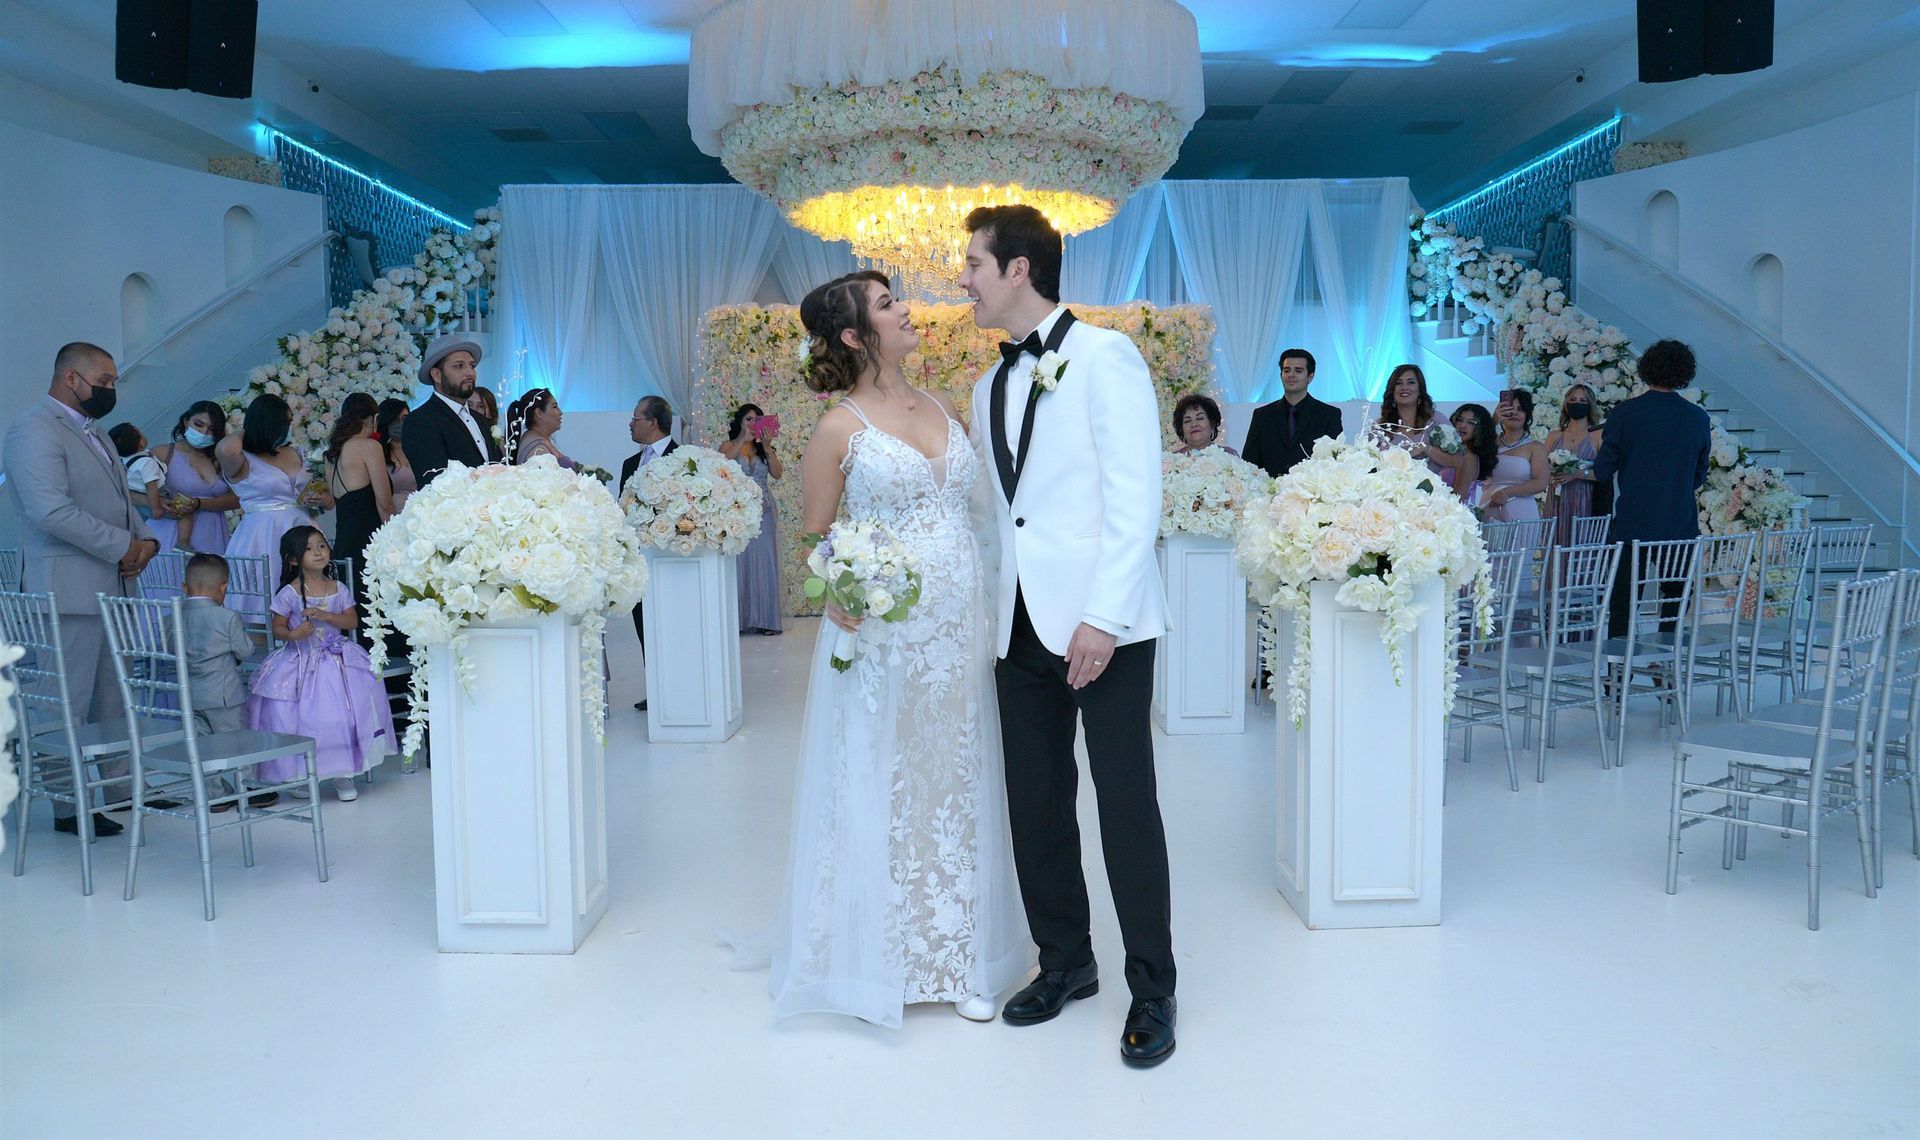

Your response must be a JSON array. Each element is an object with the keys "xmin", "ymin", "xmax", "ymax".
[{"xmin": 698, "ymin": 302, "xmax": 1217, "ymax": 615}]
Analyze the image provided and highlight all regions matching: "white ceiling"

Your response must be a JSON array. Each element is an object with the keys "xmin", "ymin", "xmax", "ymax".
[{"xmin": 2, "ymin": 0, "xmax": 1893, "ymax": 213}]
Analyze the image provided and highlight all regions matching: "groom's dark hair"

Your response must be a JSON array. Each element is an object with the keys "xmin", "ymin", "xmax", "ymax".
[{"xmin": 964, "ymin": 205, "xmax": 1062, "ymax": 303}]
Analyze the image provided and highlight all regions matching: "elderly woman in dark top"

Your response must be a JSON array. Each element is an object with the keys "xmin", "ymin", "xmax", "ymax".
[{"xmin": 1171, "ymin": 394, "xmax": 1237, "ymax": 456}]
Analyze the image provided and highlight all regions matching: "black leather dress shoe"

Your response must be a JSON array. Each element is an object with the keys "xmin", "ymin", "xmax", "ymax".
[
  {"xmin": 1000, "ymin": 962, "xmax": 1099, "ymax": 1025},
  {"xmin": 1121, "ymin": 996, "xmax": 1176, "ymax": 1068},
  {"xmin": 634, "ymin": 699, "xmax": 648, "ymax": 712},
  {"xmin": 54, "ymin": 813, "xmax": 123, "ymax": 837}
]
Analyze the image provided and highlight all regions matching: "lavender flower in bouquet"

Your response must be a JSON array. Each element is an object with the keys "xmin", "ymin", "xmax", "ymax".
[{"xmin": 802, "ymin": 519, "xmax": 922, "ymax": 672}]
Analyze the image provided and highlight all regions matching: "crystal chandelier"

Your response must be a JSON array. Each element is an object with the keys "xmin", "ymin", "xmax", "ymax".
[{"xmin": 688, "ymin": 0, "xmax": 1204, "ymax": 298}]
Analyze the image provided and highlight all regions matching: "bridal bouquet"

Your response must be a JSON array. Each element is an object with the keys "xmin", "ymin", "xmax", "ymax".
[
  {"xmin": 803, "ymin": 520, "xmax": 922, "ymax": 673},
  {"xmin": 620, "ymin": 446, "xmax": 763, "ymax": 556},
  {"xmin": 578, "ymin": 463, "xmax": 615, "ymax": 486},
  {"xmin": 362, "ymin": 456, "xmax": 650, "ymax": 755},
  {"xmin": 1424, "ymin": 421, "xmax": 1464, "ymax": 455},
  {"xmin": 1236, "ymin": 438, "xmax": 1493, "ymax": 726},
  {"xmin": 1548, "ymin": 448, "xmax": 1590, "ymax": 476},
  {"xmin": 1160, "ymin": 447, "xmax": 1273, "ymax": 539}
]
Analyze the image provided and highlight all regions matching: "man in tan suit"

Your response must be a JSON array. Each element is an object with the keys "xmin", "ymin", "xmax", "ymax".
[{"xmin": 2, "ymin": 342, "xmax": 158, "ymax": 836}]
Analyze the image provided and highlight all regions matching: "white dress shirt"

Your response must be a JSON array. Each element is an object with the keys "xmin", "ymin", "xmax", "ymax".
[
  {"xmin": 1000, "ymin": 306, "xmax": 1068, "ymax": 446},
  {"xmin": 436, "ymin": 392, "xmax": 488, "ymax": 458}
]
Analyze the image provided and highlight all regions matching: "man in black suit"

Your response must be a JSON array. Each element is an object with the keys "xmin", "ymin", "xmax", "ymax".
[
  {"xmin": 1240, "ymin": 348, "xmax": 1343, "ymax": 479},
  {"xmin": 622, "ymin": 395, "xmax": 676, "ymax": 712},
  {"xmin": 1593, "ymin": 339, "xmax": 1712, "ymax": 637},
  {"xmin": 404, "ymin": 335, "xmax": 501, "ymax": 486}
]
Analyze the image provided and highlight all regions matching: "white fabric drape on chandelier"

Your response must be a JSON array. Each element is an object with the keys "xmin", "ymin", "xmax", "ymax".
[
  {"xmin": 687, "ymin": 0, "xmax": 1205, "ymax": 154},
  {"xmin": 1061, "ymin": 186, "xmax": 1164, "ymax": 307},
  {"xmin": 502, "ymin": 184, "xmax": 783, "ymax": 417}
]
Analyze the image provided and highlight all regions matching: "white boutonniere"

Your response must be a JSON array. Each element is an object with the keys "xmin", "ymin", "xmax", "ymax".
[{"xmin": 1031, "ymin": 351, "xmax": 1070, "ymax": 397}]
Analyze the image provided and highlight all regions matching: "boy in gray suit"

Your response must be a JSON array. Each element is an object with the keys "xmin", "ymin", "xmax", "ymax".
[{"xmin": 180, "ymin": 554, "xmax": 275, "ymax": 810}]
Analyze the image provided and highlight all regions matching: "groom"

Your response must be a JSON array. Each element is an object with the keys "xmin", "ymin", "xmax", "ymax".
[{"xmin": 962, "ymin": 205, "xmax": 1176, "ymax": 1068}]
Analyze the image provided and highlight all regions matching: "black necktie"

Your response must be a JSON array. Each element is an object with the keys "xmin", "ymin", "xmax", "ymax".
[{"xmin": 999, "ymin": 331, "xmax": 1043, "ymax": 368}]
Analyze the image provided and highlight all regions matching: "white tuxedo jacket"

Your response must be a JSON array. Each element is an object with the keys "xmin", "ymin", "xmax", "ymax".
[{"xmin": 970, "ymin": 307, "xmax": 1168, "ymax": 658}]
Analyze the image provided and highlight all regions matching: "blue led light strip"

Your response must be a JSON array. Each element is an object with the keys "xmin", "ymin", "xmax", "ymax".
[
  {"xmin": 1430, "ymin": 114, "xmax": 1625, "ymax": 220},
  {"xmin": 262, "ymin": 125, "xmax": 468, "ymax": 231}
]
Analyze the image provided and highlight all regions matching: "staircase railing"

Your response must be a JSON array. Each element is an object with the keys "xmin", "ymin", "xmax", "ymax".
[
  {"xmin": 120, "ymin": 230, "xmax": 335, "ymax": 372},
  {"xmin": 1564, "ymin": 212, "xmax": 1919, "ymax": 561}
]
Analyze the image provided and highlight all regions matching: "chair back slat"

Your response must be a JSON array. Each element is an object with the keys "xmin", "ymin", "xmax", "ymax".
[
  {"xmin": 0, "ymin": 591, "xmax": 79, "ymax": 744},
  {"xmin": 138, "ymin": 550, "xmax": 189, "ymax": 599},
  {"xmin": 1457, "ymin": 549, "xmax": 1525, "ymax": 654},
  {"xmin": 1570, "ymin": 515, "xmax": 1611, "ymax": 546},
  {"xmin": 223, "ymin": 553, "xmax": 274, "ymax": 640},
  {"xmin": 1622, "ymin": 537, "xmax": 1701, "ymax": 633},
  {"xmin": 1483, "ymin": 518, "xmax": 1553, "ymax": 554},
  {"xmin": 0, "ymin": 547, "xmax": 20, "ymax": 591},
  {"xmin": 97, "ymin": 595, "xmax": 193, "ymax": 727},
  {"xmin": 1817, "ymin": 574, "xmax": 1897, "ymax": 720},
  {"xmin": 1691, "ymin": 532, "xmax": 1757, "ymax": 617},
  {"xmin": 1547, "ymin": 541, "xmax": 1621, "ymax": 644}
]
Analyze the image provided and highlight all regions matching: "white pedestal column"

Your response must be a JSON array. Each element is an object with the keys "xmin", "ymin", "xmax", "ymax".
[
  {"xmin": 1275, "ymin": 579, "xmax": 1446, "ymax": 929},
  {"xmin": 642, "ymin": 549, "xmax": 744, "ymax": 744},
  {"xmin": 427, "ymin": 614, "xmax": 608, "ymax": 954},
  {"xmin": 1153, "ymin": 534, "xmax": 1248, "ymax": 735}
]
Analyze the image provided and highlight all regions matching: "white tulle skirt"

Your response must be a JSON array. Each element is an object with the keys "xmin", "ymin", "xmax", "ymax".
[{"xmin": 726, "ymin": 533, "xmax": 1031, "ymax": 1027}]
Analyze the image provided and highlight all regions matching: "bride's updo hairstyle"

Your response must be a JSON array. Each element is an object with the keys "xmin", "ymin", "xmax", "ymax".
[{"xmin": 799, "ymin": 269, "xmax": 891, "ymax": 394}]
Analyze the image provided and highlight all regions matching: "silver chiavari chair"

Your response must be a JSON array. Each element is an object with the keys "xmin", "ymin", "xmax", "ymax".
[
  {"xmin": 2, "ymin": 590, "xmax": 183, "ymax": 895},
  {"xmin": 1679, "ymin": 532, "xmax": 1757, "ymax": 724},
  {"xmin": 0, "ymin": 547, "xmax": 21, "ymax": 590},
  {"xmin": 1667, "ymin": 573, "xmax": 1894, "ymax": 929},
  {"xmin": 99, "ymin": 594, "xmax": 328, "ymax": 921},
  {"xmin": 223, "ymin": 554, "xmax": 275, "ymax": 674},
  {"xmin": 1481, "ymin": 517, "xmax": 1555, "ymax": 636},
  {"xmin": 1738, "ymin": 528, "xmax": 1816, "ymax": 712},
  {"xmin": 1602, "ymin": 537, "xmax": 1702, "ymax": 760},
  {"xmin": 1798, "ymin": 523, "xmax": 1872, "ymax": 688},
  {"xmin": 1478, "ymin": 540, "xmax": 1622, "ymax": 781},
  {"xmin": 1450, "ymin": 549, "xmax": 1527, "ymax": 793}
]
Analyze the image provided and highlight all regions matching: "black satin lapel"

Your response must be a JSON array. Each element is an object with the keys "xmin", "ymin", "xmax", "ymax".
[
  {"xmin": 1009, "ymin": 310, "xmax": 1077, "ymax": 491},
  {"xmin": 990, "ymin": 357, "xmax": 1017, "ymax": 502}
]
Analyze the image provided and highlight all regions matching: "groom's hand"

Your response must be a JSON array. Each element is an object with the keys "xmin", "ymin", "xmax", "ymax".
[{"xmin": 1065, "ymin": 623, "xmax": 1118, "ymax": 690}]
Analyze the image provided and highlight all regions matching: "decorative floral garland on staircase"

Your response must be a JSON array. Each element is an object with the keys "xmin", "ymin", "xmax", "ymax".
[
  {"xmin": 222, "ymin": 206, "xmax": 503, "ymax": 453},
  {"xmin": 1406, "ymin": 209, "xmax": 1806, "ymax": 536}
]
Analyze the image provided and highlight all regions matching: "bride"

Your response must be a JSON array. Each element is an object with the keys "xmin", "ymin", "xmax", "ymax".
[{"xmin": 728, "ymin": 270, "xmax": 1029, "ymax": 1026}]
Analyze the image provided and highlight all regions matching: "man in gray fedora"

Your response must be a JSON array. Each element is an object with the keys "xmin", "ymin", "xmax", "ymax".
[
  {"xmin": 2, "ymin": 341, "xmax": 159, "ymax": 838},
  {"xmin": 404, "ymin": 334, "xmax": 500, "ymax": 486}
]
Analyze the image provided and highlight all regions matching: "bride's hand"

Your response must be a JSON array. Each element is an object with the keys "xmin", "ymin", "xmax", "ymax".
[{"xmin": 825, "ymin": 603, "xmax": 863, "ymax": 633}]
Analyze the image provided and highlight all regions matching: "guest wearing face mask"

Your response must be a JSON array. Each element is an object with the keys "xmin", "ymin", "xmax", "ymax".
[
  {"xmin": 1544, "ymin": 384, "xmax": 1607, "ymax": 545},
  {"xmin": 147, "ymin": 401, "xmax": 241, "ymax": 554},
  {"xmin": 217, "ymin": 393, "xmax": 324, "ymax": 620}
]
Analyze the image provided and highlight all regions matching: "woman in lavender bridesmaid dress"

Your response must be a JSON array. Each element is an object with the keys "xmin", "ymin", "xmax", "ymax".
[
  {"xmin": 147, "ymin": 401, "xmax": 239, "ymax": 553},
  {"xmin": 721, "ymin": 402, "xmax": 784, "ymax": 635}
]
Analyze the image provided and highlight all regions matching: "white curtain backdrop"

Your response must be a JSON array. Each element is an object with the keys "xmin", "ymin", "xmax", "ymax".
[
  {"xmin": 1305, "ymin": 179, "xmax": 1412, "ymax": 402},
  {"xmin": 1163, "ymin": 181, "xmax": 1311, "ymax": 403},
  {"xmin": 768, "ymin": 222, "xmax": 857, "ymax": 304},
  {"xmin": 502, "ymin": 179, "xmax": 1412, "ymax": 419},
  {"xmin": 1060, "ymin": 185, "xmax": 1164, "ymax": 306},
  {"xmin": 502, "ymin": 184, "xmax": 782, "ymax": 418}
]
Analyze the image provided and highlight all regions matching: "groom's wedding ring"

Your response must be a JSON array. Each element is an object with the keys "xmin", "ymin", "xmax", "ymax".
[{"xmin": 1093, "ymin": 659, "xmax": 1105, "ymax": 666}]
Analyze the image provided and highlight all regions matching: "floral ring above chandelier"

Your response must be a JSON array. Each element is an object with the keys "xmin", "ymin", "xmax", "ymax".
[{"xmin": 689, "ymin": 0, "xmax": 1203, "ymax": 297}]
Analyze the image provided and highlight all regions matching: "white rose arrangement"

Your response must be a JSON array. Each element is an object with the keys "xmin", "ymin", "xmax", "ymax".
[
  {"xmin": 1236, "ymin": 438, "xmax": 1493, "ymax": 726},
  {"xmin": 620, "ymin": 446, "xmax": 764, "ymax": 556},
  {"xmin": 1160, "ymin": 447, "xmax": 1273, "ymax": 539},
  {"xmin": 0, "ymin": 640, "xmax": 23, "ymax": 853},
  {"xmin": 1548, "ymin": 448, "xmax": 1590, "ymax": 477},
  {"xmin": 803, "ymin": 520, "xmax": 923, "ymax": 673},
  {"xmin": 362, "ymin": 456, "xmax": 650, "ymax": 756},
  {"xmin": 1425, "ymin": 421, "xmax": 1464, "ymax": 455}
]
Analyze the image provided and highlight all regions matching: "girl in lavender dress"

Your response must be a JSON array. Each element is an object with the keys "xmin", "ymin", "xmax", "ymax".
[
  {"xmin": 1483, "ymin": 389, "xmax": 1551, "ymax": 522},
  {"xmin": 720, "ymin": 402, "xmax": 784, "ymax": 635},
  {"xmin": 1543, "ymin": 383, "xmax": 1606, "ymax": 544},
  {"xmin": 248, "ymin": 526, "xmax": 395, "ymax": 801},
  {"xmin": 148, "ymin": 401, "xmax": 239, "ymax": 554},
  {"xmin": 506, "ymin": 388, "xmax": 578, "ymax": 469},
  {"xmin": 218, "ymin": 394, "xmax": 323, "ymax": 620}
]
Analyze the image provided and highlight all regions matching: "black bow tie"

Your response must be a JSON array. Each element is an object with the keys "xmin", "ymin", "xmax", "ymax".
[{"xmin": 999, "ymin": 331, "xmax": 1044, "ymax": 367}]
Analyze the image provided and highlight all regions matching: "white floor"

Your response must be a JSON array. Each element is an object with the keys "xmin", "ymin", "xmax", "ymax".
[{"xmin": 3, "ymin": 619, "xmax": 1916, "ymax": 1140}]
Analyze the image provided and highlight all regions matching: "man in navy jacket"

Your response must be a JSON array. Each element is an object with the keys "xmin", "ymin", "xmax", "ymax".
[{"xmin": 1593, "ymin": 339, "xmax": 1712, "ymax": 637}]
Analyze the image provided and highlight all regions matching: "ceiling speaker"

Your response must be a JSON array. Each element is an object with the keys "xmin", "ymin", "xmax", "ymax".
[
  {"xmin": 1637, "ymin": 0, "xmax": 1774, "ymax": 83},
  {"xmin": 114, "ymin": 0, "xmax": 257, "ymax": 98}
]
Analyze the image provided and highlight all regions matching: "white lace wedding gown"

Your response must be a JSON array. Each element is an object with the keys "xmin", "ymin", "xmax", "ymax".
[{"xmin": 730, "ymin": 395, "xmax": 1030, "ymax": 1027}]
